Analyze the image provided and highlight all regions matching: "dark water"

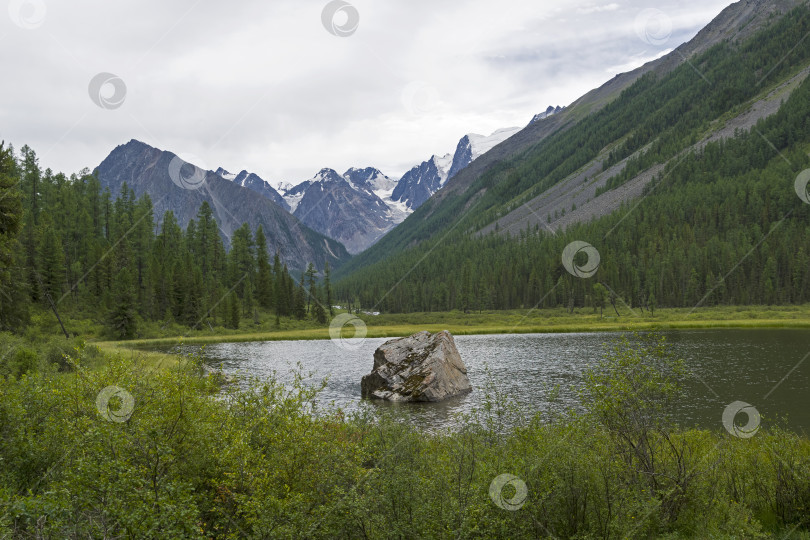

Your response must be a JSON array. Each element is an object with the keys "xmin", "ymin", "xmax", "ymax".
[{"xmin": 171, "ymin": 329, "xmax": 810, "ymax": 433}]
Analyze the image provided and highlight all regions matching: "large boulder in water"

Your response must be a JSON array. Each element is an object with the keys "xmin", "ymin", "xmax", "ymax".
[{"xmin": 361, "ymin": 330, "xmax": 472, "ymax": 402}]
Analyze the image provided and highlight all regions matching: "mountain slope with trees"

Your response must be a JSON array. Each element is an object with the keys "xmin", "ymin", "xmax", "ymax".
[
  {"xmin": 337, "ymin": 0, "xmax": 808, "ymax": 277},
  {"xmin": 336, "ymin": 2, "xmax": 810, "ymax": 314}
]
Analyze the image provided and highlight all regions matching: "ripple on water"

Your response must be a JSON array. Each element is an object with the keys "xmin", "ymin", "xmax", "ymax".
[{"xmin": 169, "ymin": 329, "xmax": 810, "ymax": 433}]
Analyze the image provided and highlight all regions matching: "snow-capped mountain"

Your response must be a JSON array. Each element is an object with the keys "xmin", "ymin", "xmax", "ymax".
[
  {"xmin": 391, "ymin": 126, "xmax": 524, "ymax": 211},
  {"xmin": 287, "ymin": 168, "xmax": 395, "ymax": 254},
  {"xmin": 446, "ymin": 127, "xmax": 522, "ymax": 180},
  {"xmin": 529, "ymin": 105, "xmax": 564, "ymax": 125},
  {"xmin": 344, "ymin": 167, "xmax": 398, "ymax": 192},
  {"xmin": 342, "ymin": 167, "xmax": 409, "ymax": 226},
  {"xmin": 391, "ymin": 153, "xmax": 453, "ymax": 210},
  {"xmin": 276, "ymin": 181, "xmax": 295, "ymax": 193},
  {"xmin": 210, "ymin": 107, "xmax": 556, "ymax": 253},
  {"xmin": 215, "ymin": 167, "xmax": 289, "ymax": 211},
  {"xmin": 280, "ymin": 181, "xmax": 310, "ymax": 213}
]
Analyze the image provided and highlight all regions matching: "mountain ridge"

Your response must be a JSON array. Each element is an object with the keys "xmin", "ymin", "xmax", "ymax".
[
  {"xmin": 334, "ymin": 0, "xmax": 810, "ymax": 309},
  {"xmin": 95, "ymin": 139, "xmax": 350, "ymax": 271},
  {"xmin": 335, "ymin": 0, "xmax": 810, "ymax": 278}
]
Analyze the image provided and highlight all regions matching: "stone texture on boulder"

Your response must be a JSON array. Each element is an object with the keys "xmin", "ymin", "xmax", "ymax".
[{"xmin": 361, "ymin": 330, "xmax": 472, "ymax": 402}]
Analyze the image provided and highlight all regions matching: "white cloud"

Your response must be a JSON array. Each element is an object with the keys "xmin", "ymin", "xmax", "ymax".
[
  {"xmin": 577, "ymin": 3, "xmax": 621, "ymax": 15},
  {"xmin": 0, "ymin": 0, "xmax": 734, "ymax": 183},
  {"xmin": 605, "ymin": 48, "xmax": 673, "ymax": 75}
]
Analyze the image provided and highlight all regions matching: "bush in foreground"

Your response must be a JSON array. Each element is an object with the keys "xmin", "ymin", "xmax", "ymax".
[{"xmin": 0, "ymin": 336, "xmax": 808, "ymax": 538}]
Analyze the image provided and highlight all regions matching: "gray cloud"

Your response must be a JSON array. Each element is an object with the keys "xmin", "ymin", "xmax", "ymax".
[{"xmin": 0, "ymin": 0, "xmax": 733, "ymax": 183}]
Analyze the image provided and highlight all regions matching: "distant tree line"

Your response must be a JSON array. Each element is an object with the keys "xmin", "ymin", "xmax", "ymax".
[{"xmin": 0, "ymin": 146, "xmax": 333, "ymax": 337}]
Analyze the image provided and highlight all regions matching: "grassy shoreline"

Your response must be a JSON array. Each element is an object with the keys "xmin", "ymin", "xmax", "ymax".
[{"xmin": 95, "ymin": 305, "xmax": 810, "ymax": 353}]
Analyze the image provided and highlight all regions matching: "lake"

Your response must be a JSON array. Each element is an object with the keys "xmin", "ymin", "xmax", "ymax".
[{"xmin": 170, "ymin": 329, "xmax": 810, "ymax": 433}]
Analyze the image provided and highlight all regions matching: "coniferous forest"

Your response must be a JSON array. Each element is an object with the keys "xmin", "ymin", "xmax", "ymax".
[
  {"xmin": 0, "ymin": 143, "xmax": 333, "ymax": 338},
  {"xmin": 335, "ymin": 8, "xmax": 810, "ymax": 313}
]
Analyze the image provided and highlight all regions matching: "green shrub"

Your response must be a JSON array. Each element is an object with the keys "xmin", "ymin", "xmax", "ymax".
[{"xmin": 1, "ymin": 335, "xmax": 809, "ymax": 538}]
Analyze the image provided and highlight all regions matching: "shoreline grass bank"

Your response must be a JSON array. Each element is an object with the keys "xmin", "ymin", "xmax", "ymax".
[{"xmin": 98, "ymin": 304, "xmax": 810, "ymax": 352}]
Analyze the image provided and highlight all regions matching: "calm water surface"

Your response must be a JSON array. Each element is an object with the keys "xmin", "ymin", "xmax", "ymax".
[{"xmin": 171, "ymin": 329, "xmax": 810, "ymax": 433}]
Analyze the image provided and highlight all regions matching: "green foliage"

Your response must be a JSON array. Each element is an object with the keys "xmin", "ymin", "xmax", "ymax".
[
  {"xmin": 0, "ymin": 142, "xmax": 28, "ymax": 331},
  {"xmin": 1, "ymin": 338, "xmax": 809, "ymax": 537},
  {"xmin": 583, "ymin": 334, "xmax": 692, "ymax": 525},
  {"xmin": 227, "ymin": 293, "xmax": 240, "ymax": 330},
  {"xmin": 324, "ymin": 261, "xmax": 334, "ymax": 317},
  {"xmin": 255, "ymin": 225, "xmax": 274, "ymax": 310},
  {"xmin": 294, "ymin": 273, "xmax": 307, "ymax": 320},
  {"xmin": 0, "ymin": 148, "xmax": 333, "ymax": 336},
  {"xmin": 107, "ymin": 267, "xmax": 138, "ymax": 339},
  {"xmin": 0, "ymin": 332, "xmax": 99, "ymax": 377}
]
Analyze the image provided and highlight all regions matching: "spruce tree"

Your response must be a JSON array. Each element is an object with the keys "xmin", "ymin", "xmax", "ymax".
[
  {"xmin": 0, "ymin": 142, "xmax": 28, "ymax": 329},
  {"xmin": 312, "ymin": 291, "xmax": 327, "ymax": 324},
  {"xmin": 305, "ymin": 263, "xmax": 316, "ymax": 314},
  {"xmin": 37, "ymin": 217, "xmax": 65, "ymax": 304},
  {"xmin": 184, "ymin": 266, "xmax": 204, "ymax": 328},
  {"xmin": 108, "ymin": 267, "xmax": 138, "ymax": 339},
  {"xmin": 229, "ymin": 294, "xmax": 240, "ymax": 329},
  {"xmin": 255, "ymin": 226, "xmax": 273, "ymax": 309},
  {"xmin": 324, "ymin": 262, "xmax": 334, "ymax": 317},
  {"xmin": 293, "ymin": 273, "xmax": 306, "ymax": 320}
]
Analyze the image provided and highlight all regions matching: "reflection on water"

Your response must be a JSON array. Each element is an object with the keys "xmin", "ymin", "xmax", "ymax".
[{"xmin": 169, "ymin": 329, "xmax": 810, "ymax": 433}]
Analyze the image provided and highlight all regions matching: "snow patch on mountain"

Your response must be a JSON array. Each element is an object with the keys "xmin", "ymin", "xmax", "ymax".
[
  {"xmin": 467, "ymin": 127, "xmax": 522, "ymax": 160},
  {"xmin": 529, "ymin": 105, "xmax": 564, "ymax": 125},
  {"xmin": 376, "ymin": 187, "xmax": 411, "ymax": 224},
  {"xmin": 433, "ymin": 153, "xmax": 454, "ymax": 186},
  {"xmin": 280, "ymin": 181, "xmax": 311, "ymax": 213},
  {"xmin": 276, "ymin": 181, "xmax": 294, "ymax": 192},
  {"xmin": 344, "ymin": 167, "xmax": 398, "ymax": 193},
  {"xmin": 215, "ymin": 167, "xmax": 236, "ymax": 181}
]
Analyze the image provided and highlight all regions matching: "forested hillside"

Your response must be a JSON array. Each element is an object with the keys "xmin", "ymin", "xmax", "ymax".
[
  {"xmin": 335, "ymin": 5, "xmax": 810, "ymax": 313},
  {"xmin": 0, "ymin": 146, "xmax": 334, "ymax": 337}
]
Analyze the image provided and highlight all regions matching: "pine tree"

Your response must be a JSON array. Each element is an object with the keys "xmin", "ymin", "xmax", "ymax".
[
  {"xmin": 0, "ymin": 142, "xmax": 28, "ymax": 329},
  {"xmin": 228, "ymin": 294, "xmax": 240, "ymax": 329},
  {"xmin": 108, "ymin": 267, "xmax": 138, "ymax": 339},
  {"xmin": 324, "ymin": 262, "xmax": 334, "ymax": 317},
  {"xmin": 228, "ymin": 223, "xmax": 255, "ymax": 299},
  {"xmin": 294, "ymin": 273, "xmax": 306, "ymax": 320},
  {"xmin": 184, "ymin": 265, "xmax": 204, "ymax": 328},
  {"xmin": 305, "ymin": 263, "xmax": 317, "ymax": 314},
  {"xmin": 37, "ymin": 217, "xmax": 65, "ymax": 304},
  {"xmin": 195, "ymin": 202, "xmax": 219, "ymax": 280},
  {"xmin": 255, "ymin": 226, "xmax": 273, "ymax": 309}
]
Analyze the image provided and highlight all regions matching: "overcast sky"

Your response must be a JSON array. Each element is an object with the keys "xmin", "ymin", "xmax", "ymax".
[{"xmin": 1, "ymin": 0, "xmax": 733, "ymax": 184}]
